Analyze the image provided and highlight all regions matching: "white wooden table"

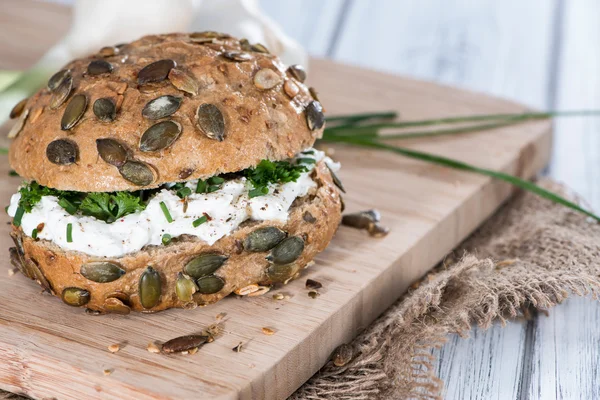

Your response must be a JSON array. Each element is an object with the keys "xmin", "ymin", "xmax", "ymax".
[{"xmin": 258, "ymin": 0, "xmax": 600, "ymax": 398}]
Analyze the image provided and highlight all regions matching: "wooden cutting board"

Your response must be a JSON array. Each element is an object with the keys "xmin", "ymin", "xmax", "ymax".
[{"xmin": 0, "ymin": 1, "xmax": 552, "ymax": 399}]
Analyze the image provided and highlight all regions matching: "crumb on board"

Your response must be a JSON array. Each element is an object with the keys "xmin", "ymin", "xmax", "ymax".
[{"xmin": 107, "ymin": 344, "xmax": 120, "ymax": 353}]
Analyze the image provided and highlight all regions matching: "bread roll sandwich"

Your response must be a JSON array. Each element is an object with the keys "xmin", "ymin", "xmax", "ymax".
[{"xmin": 6, "ymin": 32, "xmax": 343, "ymax": 314}]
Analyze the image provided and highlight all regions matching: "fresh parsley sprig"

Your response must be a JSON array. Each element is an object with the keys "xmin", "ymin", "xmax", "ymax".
[{"xmin": 243, "ymin": 159, "xmax": 308, "ymax": 198}]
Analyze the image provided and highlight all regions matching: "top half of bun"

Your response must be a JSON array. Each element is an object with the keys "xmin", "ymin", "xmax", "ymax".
[{"xmin": 8, "ymin": 32, "xmax": 325, "ymax": 192}]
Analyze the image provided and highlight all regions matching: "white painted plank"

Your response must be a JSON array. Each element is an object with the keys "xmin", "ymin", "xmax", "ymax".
[
  {"xmin": 332, "ymin": 0, "xmax": 558, "ymax": 109},
  {"xmin": 259, "ymin": 0, "xmax": 345, "ymax": 57},
  {"xmin": 528, "ymin": 1, "xmax": 600, "ymax": 398},
  {"xmin": 330, "ymin": 1, "xmax": 560, "ymax": 399}
]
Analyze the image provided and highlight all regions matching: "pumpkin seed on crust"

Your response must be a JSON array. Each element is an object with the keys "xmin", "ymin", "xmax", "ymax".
[
  {"xmin": 80, "ymin": 261, "xmax": 125, "ymax": 283},
  {"xmin": 139, "ymin": 266, "xmax": 161, "ymax": 309},
  {"xmin": 93, "ymin": 97, "xmax": 116, "ymax": 122},
  {"xmin": 184, "ymin": 254, "xmax": 227, "ymax": 279},
  {"xmin": 96, "ymin": 138, "xmax": 128, "ymax": 167},
  {"xmin": 46, "ymin": 139, "xmax": 78, "ymax": 165},
  {"xmin": 62, "ymin": 287, "xmax": 91, "ymax": 307},
  {"xmin": 267, "ymin": 236, "xmax": 304, "ymax": 265},
  {"xmin": 119, "ymin": 160, "xmax": 154, "ymax": 186},
  {"xmin": 244, "ymin": 227, "xmax": 286, "ymax": 252},
  {"xmin": 61, "ymin": 94, "xmax": 87, "ymax": 130},
  {"xmin": 9, "ymin": 98, "xmax": 27, "ymax": 119},
  {"xmin": 142, "ymin": 95, "xmax": 182, "ymax": 120},
  {"xmin": 196, "ymin": 275, "xmax": 225, "ymax": 294},
  {"xmin": 137, "ymin": 59, "xmax": 176, "ymax": 85},
  {"xmin": 196, "ymin": 104, "xmax": 225, "ymax": 141}
]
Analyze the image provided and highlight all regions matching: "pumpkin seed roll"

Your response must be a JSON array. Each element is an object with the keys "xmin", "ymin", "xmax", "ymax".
[{"xmin": 6, "ymin": 32, "xmax": 342, "ymax": 313}]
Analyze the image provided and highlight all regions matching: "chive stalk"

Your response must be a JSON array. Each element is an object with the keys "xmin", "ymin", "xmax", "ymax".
[
  {"xmin": 66, "ymin": 223, "xmax": 73, "ymax": 242},
  {"xmin": 159, "ymin": 201, "xmax": 173, "ymax": 223},
  {"xmin": 192, "ymin": 215, "xmax": 208, "ymax": 227}
]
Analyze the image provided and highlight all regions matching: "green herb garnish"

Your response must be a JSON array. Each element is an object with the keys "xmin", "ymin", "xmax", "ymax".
[
  {"xmin": 31, "ymin": 228, "xmax": 38, "ymax": 239},
  {"xmin": 208, "ymin": 176, "xmax": 225, "ymax": 185},
  {"xmin": 296, "ymin": 157, "xmax": 316, "ymax": 165},
  {"xmin": 243, "ymin": 159, "xmax": 308, "ymax": 198},
  {"xmin": 159, "ymin": 201, "xmax": 173, "ymax": 223},
  {"xmin": 192, "ymin": 215, "xmax": 208, "ymax": 227},
  {"xmin": 176, "ymin": 186, "xmax": 192, "ymax": 199},
  {"xmin": 17, "ymin": 181, "xmax": 145, "ymax": 223},
  {"xmin": 8, "ymin": 170, "xmax": 18, "ymax": 177},
  {"xmin": 195, "ymin": 179, "xmax": 207, "ymax": 193},
  {"xmin": 162, "ymin": 234, "xmax": 172, "ymax": 245},
  {"xmin": 66, "ymin": 223, "xmax": 73, "ymax": 243},
  {"xmin": 12, "ymin": 207, "xmax": 24, "ymax": 227}
]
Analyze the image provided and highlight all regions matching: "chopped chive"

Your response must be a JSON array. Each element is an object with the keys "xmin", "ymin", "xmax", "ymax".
[
  {"xmin": 296, "ymin": 157, "xmax": 316, "ymax": 164},
  {"xmin": 249, "ymin": 186, "xmax": 269, "ymax": 198},
  {"xmin": 8, "ymin": 170, "xmax": 18, "ymax": 177},
  {"xmin": 208, "ymin": 176, "xmax": 225, "ymax": 185},
  {"xmin": 192, "ymin": 215, "xmax": 208, "ymax": 227},
  {"xmin": 159, "ymin": 201, "xmax": 173, "ymax": 223},
  {"xmin": 31, "ymin": 228, "xmax": 38, "ymax": 239},
  {"xmin": 176, "ymin": 186, "xmax": 192, "ymax": 199},
  {"xmin": 162, "ymin": 234, "xmax": 172, "ymax": 245},
  {"xmin": 58, "ymin": 197, "xmax": 78, "ymax": 215},
  {"xmin": 13, "ymin": 207, "xmax": 24, "ymax": 227},
  {"xmin": 196, "ymin": 179, "xmax": 207, "ymax": 193},
  {"xmin": 66, "ymin": 223, "xmax": 73, "ymax": 243},
  {"xmin": 302, "ymin": 150, "xmax": 315, "ymax": 155},
  {"xmin": 4, "ymin": 206, "xmax": 8, "ymax": 214},
  {"xmin": 207, "ymin": 185, "xmax": 220, "ymax": 193}
]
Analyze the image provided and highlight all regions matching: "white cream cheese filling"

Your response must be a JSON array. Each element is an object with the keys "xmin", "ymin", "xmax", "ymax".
[{"xmin": 7, "ymin": 149, "xmax": 340, "ymax": 258}]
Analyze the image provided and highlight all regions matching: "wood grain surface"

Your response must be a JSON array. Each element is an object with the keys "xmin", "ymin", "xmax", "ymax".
[
  {"xmin": 260, "ymin": 0, "xmax": 600, "ymax": 398},
  {"xmin": 0, "ymin": 1, "xmax": 555, "ymax": 399}
]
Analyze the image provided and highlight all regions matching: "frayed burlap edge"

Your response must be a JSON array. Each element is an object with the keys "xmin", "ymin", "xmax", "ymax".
[
  {"xmin": 2, "ymin": 180, "xmax": 599, "ymax": 400},
  {"xmin": 291, "ymin": 180, "xmax": 600, "ymax": 399}
]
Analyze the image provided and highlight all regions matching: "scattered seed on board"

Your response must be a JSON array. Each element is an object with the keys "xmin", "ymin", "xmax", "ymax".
[
  {"xmin": 215, "ymin": 312, "xmax": 227, "ymax": 321},
  {"xmin": 103, "ymin": 369, "xmax": 113, "ymax": 376},
  {"xmin": 262, "ymin": 327, "xmax": 275, "ymax": 336},
  {"xmin": 108, "ymin": 344, "xmax": 120, "ymax": 353},
  {"xmin": 308, "ymin": 290, "xmax": 320, "ymax": 299},
  {"xmin": 332, "ymin": 343, "xmax": 353, "ymax": 367},
  {"xmin": 247, "ymin": 286, "xmax": 271, "ymax": 297},
  {"xmin": 306, "ymin": 279, "xmax": 322, "ymax": 290},
  {"xmin": 162, "ymin": 335, "xmax": 210, "ymax": 354},
  {"xmin": 147, "ymin": 342, "xmax": 161, "ymax": 354},
  {"xmin": 272, "ymin": 293, "xmax": 285, "ymax": 300},
  {"xmin": 234, "ymin": 284, "xmax": 259, "ymax": 296},
  {"xmin": 232, "ymin": 342, "xmax": 243, "ymax": 352}
]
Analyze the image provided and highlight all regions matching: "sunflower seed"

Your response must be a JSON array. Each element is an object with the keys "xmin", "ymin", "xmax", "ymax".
[
  {"xmin": 93, "ymin": 97, "xmax": 116, "ymax": 122},
  {"xmin": 247, "ymin": 285, "xmax": 271, "ymax": 297},
  {"xmin": 119, "ymin": 160, "xmax": 154, "ymax": 186},
  {"xmin": 184, "ymin": 254, "xmax": 227, "ymax": 278},
  {"xmin": 266, "ymin": 263, "xmax": 294, "ymax": 283},
  {"xmin": 99, "ymin": 46, "xmax": 119, "ymax": 57},
  {"xmin": 305, "ymin": 101, "xmax": 325, "ymax": 131},
  {"xmin": 87, "ymin": 60, "xmax": 113, "ymax": 75},
  {"xmin": 96, "ymin": 138, "xmax": 128, "ymax": 167},
  {"xmin": 234, "ymin": 284, "xmax": 259, "ymax": 296},
  {"xmin": 9, "ymin": 98, "xmax": 27, "ymax": 119},
  {"xmin": 7, "ymin": 108, "xmax": 28, "ymax": 139},
  {"xmin": 326, "ymin": 164, "xmax": 346, "ymax": 193},
  {"xmin": 168, "ymin": 69, "xmax": 200, "ymax": 95},
  {"xmin": 80, "ymin": 261, "xmax": 125, "ymax": 283},
  {"xmin": 49, "ymin": 74, "xmax": 73, "ymax": 109},
  {"xmin": 283, "ymin": 80, "xmax": 299, "ymax": 98},
  {"xmin": 9, "ymin": 247, "xmax": 28, "ymax": 278},
  {"xmin": 244, "ymin": 227, "xmax": 286, "ymax": 252},
  {"xmin": 147, "ymin": 342, "xmax": 161, "ymax": 353},
  {"xmin": 190, "ymin": 31, "xmax": 229, "ymax": 39},
  {"xmin": 251, "ymin": 43, "xmax": 269, "ymax": 53},
  {"xmin": 303, "ymin": 211, "xmax": 316, "ymax": 223},
  {"xmin": 267, "ymin": 236, "xmax": 304, "ymax": 265},
  {"xmin": 142, "ymin": 95, "xmax": 182, "ymax": 120},
  {"xmin": 196, "ymin": 103, "xmax": 225, "ymax": 141},
  {"xmin": 47, "ymin": 69, "xmax": 70, "ymax": 91},
  {"xmin": 137, "ymin": 59, "xmax": 176, "ymax": 85},
  {"xmin": 162, "ymin": 335, "xmax": 210, "ymax": 354},
  {"xmin": 139, "ymin": 266, "xmax": 161, "ymax": 309},
  {"xmin": 287, "ymin": 65, "xmax": 306, "ymax": 82},
  {"xmin": 139, "ymin": 120, "xmax": 182, "ymax": 152},
  {"xmin": 222, "ymin": 51, "xmax": 252, "ymax": 62},
  {"xmin": 46, "ymin": 139, "xmax": 78, "ymax": 165},
  {"xmin": 104, "ymin": 297, "xmax": 131, "ymax": 315},
  {"xmin": 332, "ymin": 344, "xmax": 353, "ymax": 367},
  {"xmin": 190, "ymin": 36, "xmax": 215, "ymax": 44},
  {"xmin": 306, "ymin": 279, "xmax": 322, "ymax": 290},
  {"xmin": 196, "ymin": 275, "xmax": 225, "ymax": 294},
  {"xmin": 61, "ymin": 94, "xmax": 87, "ymax": 130},
  {"xmin": 176, "ymin": 272, "xmax": 198, "ymax": 302},
  {"xmin": 254, "ymin": 68, "xmax": 282, "ymax": 90},
  {"xmin": 108, "ymin": 343, "xmax": 120, "ymax": 353},
  {"xmin": 61, "ymin": 287, "xmax": 91, "ymax": 307},
  {"xmin": 232, "ymin": 342, "xmax": 243, "ymax": 352},
  {"xmin": 308, "ymin": 87, "xmax": 320, "ymax": 102}
]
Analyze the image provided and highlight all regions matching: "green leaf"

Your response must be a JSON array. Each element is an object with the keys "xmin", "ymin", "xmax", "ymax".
[
  {"xmin": 335, "ymin": 136, "xmax": 600, "ymax": 222},
  {"xmin": 80, "ymin": 193, "xmax": 113, "ymax": 222},
  {"xmin": 112, "ymin": 191, "xmax": 145, "ymax": 219}
]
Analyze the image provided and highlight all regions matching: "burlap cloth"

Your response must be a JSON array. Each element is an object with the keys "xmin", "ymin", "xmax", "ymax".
[{"xmin": 2, "ymin": 180, "xmax": 598, "ymax": 400}]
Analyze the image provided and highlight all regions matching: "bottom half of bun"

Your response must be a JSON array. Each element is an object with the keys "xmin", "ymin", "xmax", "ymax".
[{"xmin": 8, "ymin": 162, "xmax": 342, "ymax": 314}]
